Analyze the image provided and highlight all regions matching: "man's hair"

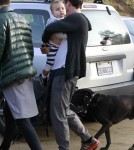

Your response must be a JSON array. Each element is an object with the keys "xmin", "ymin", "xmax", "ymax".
[
  {"xmin": 68, "ymin": 0, "xmax": 83, "ymax": 9},
  {"xmin": 50, "ymin": 0, "xmax": 64, "ymax": 11},
  {"xmin": 0, "ymin": 0, "xmax": 10, "ymax": 5}
]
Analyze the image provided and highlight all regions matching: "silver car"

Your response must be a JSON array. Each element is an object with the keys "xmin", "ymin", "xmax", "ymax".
[{"xmin": 10, "ymin": 0, "xmax": 134, "ymax": 97}]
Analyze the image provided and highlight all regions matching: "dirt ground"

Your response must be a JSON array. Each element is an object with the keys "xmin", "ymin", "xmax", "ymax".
[{"xmin": 0, "ymin": 119, "xmax": 134, "ymax": 150}]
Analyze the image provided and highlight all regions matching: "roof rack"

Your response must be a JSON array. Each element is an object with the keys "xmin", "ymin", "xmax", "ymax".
[{"xmin": 93, "ymin": 0, "xmax": 104, "ymax": 4}]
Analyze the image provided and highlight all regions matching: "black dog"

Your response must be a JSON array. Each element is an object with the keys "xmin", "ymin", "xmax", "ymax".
[{"xmin": 71, "ymin": 89, "xmax": 134, "ymax": 150}]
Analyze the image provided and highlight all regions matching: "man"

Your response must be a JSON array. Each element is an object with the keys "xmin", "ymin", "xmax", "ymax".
[
  {"xmin": 0, "ymin": 0, "xmax": 42, "ymax": 149},
  {"xmin": 41, "ymin": 0, "xmax": 100, "ymax": 150}
]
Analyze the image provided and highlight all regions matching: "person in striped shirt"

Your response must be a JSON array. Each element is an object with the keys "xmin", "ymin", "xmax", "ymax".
[{"xmin": 39, "ymin": 0, "xmax": 67, "ymax": 86}]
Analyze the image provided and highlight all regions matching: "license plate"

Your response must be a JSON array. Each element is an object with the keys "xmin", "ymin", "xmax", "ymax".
[{"xmin": 96, "ymin": 61, "xmax": 113, "ymax": 76}]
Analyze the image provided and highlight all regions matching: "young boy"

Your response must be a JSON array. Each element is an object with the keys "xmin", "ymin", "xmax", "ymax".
[{"xmin": 39, "ymin": 0, "xmax": 66, "ymax": 86}]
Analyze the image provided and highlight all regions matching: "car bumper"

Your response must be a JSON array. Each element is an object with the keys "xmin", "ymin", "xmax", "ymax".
[
  {"xmin": 33, "ymin": 76, "xmax": 134, "ymax": 98},
  {"xmin": 90, "ymin": 80, "xmax": 134, "ymax": 95}
]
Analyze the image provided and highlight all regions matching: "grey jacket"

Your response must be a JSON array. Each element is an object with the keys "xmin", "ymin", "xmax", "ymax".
[{"xmin": 0, "ymin": 6, "xmax": 36, "ymax": 87}]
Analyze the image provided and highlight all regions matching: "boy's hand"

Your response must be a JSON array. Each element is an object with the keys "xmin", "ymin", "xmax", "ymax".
[
  {"xmin": 39, "ymin": 74, "xmax": 48, "ymax": 87},
  {"xmin": 40, "ymin": 44, "xmax": 51, "ymax": 54}
]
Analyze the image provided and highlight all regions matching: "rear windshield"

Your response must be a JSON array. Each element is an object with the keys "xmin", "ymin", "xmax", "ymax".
[
  {"xmin": 82, "ymin": 10, "xmax": 131, "ymax": 46},
  {"xmin": 14, "ymin": 8, "xmax": 131, "ymax": 47},
  {"xmin": 14, "ymin": 9, "xmax": 50, "ymax": 47}
]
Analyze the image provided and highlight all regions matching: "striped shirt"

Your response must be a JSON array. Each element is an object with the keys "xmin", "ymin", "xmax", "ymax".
[
  {"xmin": 43, "ymin": 17, "xmax": 67, "ymax": 71},
  {"xmin": 44, "ymin": 42, "xmax": 59, "ymax": 71}
]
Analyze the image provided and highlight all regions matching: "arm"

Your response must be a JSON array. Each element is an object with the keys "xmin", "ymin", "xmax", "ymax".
[
  {"xmin": 42, "ymin": 14, "xmax": 85, "ymax": 43},
  {"xmin": 40, "ymin": 43, "xmax": 51, "ymax": 54},
  {"xmin": 52, "ymin": 33, "xmax": 67, "ymax": 40},
  {"xmin": 0, "ymin": 21, "xmax": 6, "ymax": 63},
  {"xmin": 44, "ymin": 17, "xmax": 67, "ymax": 45}
]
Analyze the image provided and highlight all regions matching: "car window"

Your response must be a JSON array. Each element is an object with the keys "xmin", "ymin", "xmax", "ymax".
[
  {"xmin": 82, "ymin": 10, "xmax": 131, "ymax": 46},
  {"xmin": 123, "ymin": 19, "xmax": 134, "ymax": 36},
  {"xmin": 14, "ymin": 9, "xmax": 50, "ymax": 47}
]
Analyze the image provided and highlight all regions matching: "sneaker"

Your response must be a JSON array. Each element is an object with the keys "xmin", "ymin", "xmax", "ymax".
[
  {"xmin": 128, "ymin": 144, "xmax": 134, "ymax": 150},
  {"xmin": 80, "ymin": 138, "xmax": 100, "ymax": 150},
  {"xmin": 39, "ymin": 74, "xmax": 48, "ymax": 87}
]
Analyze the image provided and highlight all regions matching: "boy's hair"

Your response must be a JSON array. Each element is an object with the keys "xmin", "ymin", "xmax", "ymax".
[
  {"xmin": 50, "ymin": 0, "xmax": 64, "ymax": 11},
  {"xmin": 0, "ymin": 0, "xmax": 10, "ymax": 5},
  {"xmin": 67, "ymin": 0, "xmax": 83, "ymax": 9}
]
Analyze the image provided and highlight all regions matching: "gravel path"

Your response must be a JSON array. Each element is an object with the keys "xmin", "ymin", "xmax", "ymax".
[{"xmin": 0, "ymin": 119, "xmax": 133, "ymax": 150}]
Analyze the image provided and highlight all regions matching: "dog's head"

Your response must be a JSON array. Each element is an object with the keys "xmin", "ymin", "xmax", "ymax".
[
  {"xmin": 71, "ymin": 88, "xmax": 94, "ymax": 107},
  {"xmin": 71, "ymin": 90, "xmax": 107, "ymax": 121},
  {"xmin": 70, "ymin": 88, "xmax": 95, "ymax": 120}
]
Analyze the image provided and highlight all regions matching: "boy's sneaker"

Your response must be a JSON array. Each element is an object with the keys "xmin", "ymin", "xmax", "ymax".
[
  {"xmin": 39, "ymin": 74, "xmax": 47, "ymax": 87},
  {"xmin": 80, "ymin": 138, "xmax": 100, "ymax": 150}
]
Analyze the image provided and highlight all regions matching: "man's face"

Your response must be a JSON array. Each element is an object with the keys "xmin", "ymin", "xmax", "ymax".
[{"xmin": 64, "ymin": 0, "xmax": 70, "ymax": 15}]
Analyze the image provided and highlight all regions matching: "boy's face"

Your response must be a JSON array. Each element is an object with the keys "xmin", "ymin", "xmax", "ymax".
[{"xmin": 52, "ymin": 2, "xmax": 66, "ymax": 19}]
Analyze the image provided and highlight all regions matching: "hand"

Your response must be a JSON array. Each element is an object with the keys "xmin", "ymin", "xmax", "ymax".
[
  {"xmin": 40, "ymin": 43, "xmax": 51, "ymax": 54},
  {"xmin": 39, "ymin": 74, "xmax": 48, "ymax": 87}
]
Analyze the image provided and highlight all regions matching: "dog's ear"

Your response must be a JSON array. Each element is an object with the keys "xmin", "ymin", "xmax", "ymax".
[
  {"xmin": 90, "ymin": 93, "xmax": 103, "ymax": 107},
  {"xmin": 84, "ymin": 88, "xmax": 94, "ymax": 96},
  {"xmin": 87, "ymin": 88, "xmax": 94, "ymax": 94}
]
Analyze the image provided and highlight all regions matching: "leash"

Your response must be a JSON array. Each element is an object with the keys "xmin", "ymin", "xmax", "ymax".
[{"xmin": 70, "ymin": 92, "xmax": 96, "ymax": 116}]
